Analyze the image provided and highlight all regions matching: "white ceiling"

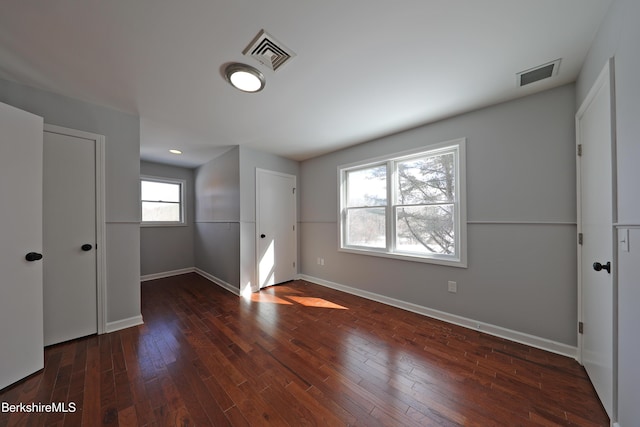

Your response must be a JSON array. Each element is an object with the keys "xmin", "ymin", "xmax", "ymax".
[{"xmin": 0, "ymin": 0, "xmax": 611, "ymax": 167}]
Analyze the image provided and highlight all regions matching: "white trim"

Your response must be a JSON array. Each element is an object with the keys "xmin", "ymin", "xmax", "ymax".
[
  {"xmin": 467, "ymin": 220, "xmax": 576, "ymax": 225},
  {"xmin": 141, "ymin": 223, "xmax": 188, "ymax": 228},
  {"xmin": 43, "ymin": 124, "xmax": 108, "ymax": 336},
  {"xmin": 195, "ymin": 268, "xmax": 241, "ymax": 296},
  {"xmin": 44, "ymin": 123, "xmax": 102, "ymax": 142},
  {"xmin": 614, "ymin": 223, "xmax": 640, "ymax": 228},
  {"xmin": 141, "ymin": 267, "xmax": 195, "ymax": 282},
  {"xmin": 106, "ymin": 315, "xmax": 144, "ymax": 333},
  {"xmin": 107, "ymin": 221, "xmax": 142, "ymax": 225},
  {"xmin": 303, "ymin": 220, "xmax": 577, "ymax": 226},
  {"xmin": 96, "ymin": 134, "xmax": 107, "ymax": 336},
  {"xmin": 297, "ymin": 274, "xmax": 578, "ymax": 359},
  {"xmin": 195, "ymin": 220, "xmax": 241, "ymax": 224}
]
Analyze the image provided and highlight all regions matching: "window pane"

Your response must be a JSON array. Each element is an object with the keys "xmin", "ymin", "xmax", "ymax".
[
  {"xmin": 142, "ymin": 201, "xmax": 180, "ymax": 222},
  {"xmin": 395, "ymin": 205, "xmax": 454, "ymax": 255},
  {"xmin": 141, "ymin": 180, "xmax": 180, "ymax": 202},
  {"xmin": 396, "ymin": 152, "xmax": 454, "ymax": 204},
  {"xmin": 346, "ymin": 207, "xmax": 386, "ymax": 248},
  {"xmin": 346, "ymin": 165, "xmax": 386, "ymax": 207}
]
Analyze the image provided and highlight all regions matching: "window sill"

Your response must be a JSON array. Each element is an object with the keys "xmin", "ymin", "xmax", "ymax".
[
  {"xmin": 141, "ymin": 222, "xmax": 188, "ymax": 228},
  {"xmin": 338, "ymin": 247, "xmax": 467, "ymax": 268}
]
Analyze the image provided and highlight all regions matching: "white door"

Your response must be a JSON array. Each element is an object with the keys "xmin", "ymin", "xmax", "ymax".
[
  {"xmin": 256, "ymin": 169, "xmax": 296, "ymax": 288},
  {"xmin": 0, "ymin": 101, "xmax": 44, "ymax": 390},
  {"xmin": 577, "ymin": 59, "xmax": 615, "ymax": 419},
  {"xmin": 43, "ymin": 129, "xmax": 98, "ymax": 346}
]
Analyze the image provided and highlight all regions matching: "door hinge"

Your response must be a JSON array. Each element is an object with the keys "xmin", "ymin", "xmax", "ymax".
[
  {"xmin": 293, "ymin": 261, "xmax": 296, "ymax": 268},
  {"xmin": 577, "ymin": 144, "xmax": 582, "ymax": 156},
  {"xmin": 293, "ymin": 187, "xmax": 296, "ymax": 194},
  {"xmin": 578, "ymin": 321, "xmax": 584, "ymax": 334},
  {"xmin": 293, "ymin": 225, "xmax": 295, "ymax": 231},
  {"xmin": 578, "ymin": 233, "xmax": 583, "ymax": 245}
]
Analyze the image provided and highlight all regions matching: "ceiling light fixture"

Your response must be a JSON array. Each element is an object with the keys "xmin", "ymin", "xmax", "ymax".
[
  {"xmin": 169, "ymin": 149, "xmax": 182, "ymax": 154},
  {"xmin": 224, "ymin": 63, "xmax": 265, "ymax": 93}
]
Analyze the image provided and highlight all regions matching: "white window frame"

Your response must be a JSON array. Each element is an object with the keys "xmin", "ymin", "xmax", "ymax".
[
  {"xmin": 338, "ymin": 138, "xmax": 467, "ymax": 267},
  {"xmin": 140, "ymin": 175, "xmax": 187, "ymax": 227}
]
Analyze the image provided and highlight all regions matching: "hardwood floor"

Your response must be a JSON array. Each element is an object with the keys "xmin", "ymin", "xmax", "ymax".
[{"xmin": 0, "ymin": 273, "xmax": 608, "ymax": 426}]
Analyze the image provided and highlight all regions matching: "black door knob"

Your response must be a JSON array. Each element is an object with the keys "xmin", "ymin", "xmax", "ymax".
[
  {"xmin": 593, "ymin": 261, "xmax": 611, "ymax": 274},
  {"xmin": 260, "ymin": 234, "xmax": 266, "ymax": 238},
  {"xmin": 81, "ymin": 244, "xmax": 93, "ymax": 251},
  {"xmin": 25, "ymin": 252, "xmax": 43, "ymax": 262}
]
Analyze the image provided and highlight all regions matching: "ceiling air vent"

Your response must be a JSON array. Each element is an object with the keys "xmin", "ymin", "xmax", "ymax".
[
  {"xmin": 243, "ymin": 30, "xmax": 296, "ymax": 72},
  {"xmin": 517, "ymin": 59, "xmax": 561, "ymax": 87}
]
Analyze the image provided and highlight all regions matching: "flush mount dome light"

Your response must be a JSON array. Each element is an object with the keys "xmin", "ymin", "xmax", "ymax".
[
  {"xmin": 224, "ymin": 63, "xmax": 265, "ymax": 93},
  {"xmin": 169, "ymin": 149, "xmax": 182, "ymax": 154}
]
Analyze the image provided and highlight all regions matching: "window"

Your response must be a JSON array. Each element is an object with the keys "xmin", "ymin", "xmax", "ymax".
[
  {"xmin": 140, "ymin": 176, "xmax": 186, "ymax": 226},
  {"xmin": 339, "ymin": 139, "xmax": 466, "ymax": 267}
]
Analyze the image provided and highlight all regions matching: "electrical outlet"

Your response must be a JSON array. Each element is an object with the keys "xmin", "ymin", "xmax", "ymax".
[
  {"xmin": 448, "ymin": 281, "xmax": 457, "ymax": 293},
  {"xmin": 320, "ymin": 258, "xmax": 325, "ymax": 266}
]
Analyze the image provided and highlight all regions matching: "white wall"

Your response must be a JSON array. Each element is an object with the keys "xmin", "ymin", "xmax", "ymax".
[
  {"xmin": 0, "ymin": 77, "xmax": 141, "ymax": 326},
  {"xmin": 300, "ymin": 84, "xmax": 577, "ymax": 347},
  {"xmin": 576, "ymin": 0, "xmax": 640, "ymax": 424},
  {"xmin": 140, "ymin": 161, "xmax": 195, "ymax": 277}
]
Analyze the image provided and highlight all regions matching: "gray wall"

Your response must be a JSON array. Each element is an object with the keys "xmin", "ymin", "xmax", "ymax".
[
  {"xmin": 576, "ymin": 0, "xmax": 640, "ymax": 424},
  {"xmin": 140, "ymin": 161, "xmax": 195, "ymax": 276},
  {"xmin": 193, "ymin": 145, "xmax": 300, "ymax": 293},
  {"xmin": 0, "ymin": 77, "xmax": 141, "ymax": 325},
  {"xmin": 300, "ymin": 84, "xmax": 577, "ymax": 345},
  {"xmin": 194, "ymin": 147, "xmax": 241, "ymax": 288}
]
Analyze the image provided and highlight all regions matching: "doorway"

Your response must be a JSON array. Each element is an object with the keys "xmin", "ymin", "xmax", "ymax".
[
  {"xmin": 43, "ymin": 125, "xmax": 106, "ymax": 346},
  {"xmin": 256, "ymin": 169, "xmax": 297, "ymax": 289},
  {"xmin": 576, "ymin": 58, "xmax": 617, "ymax": 420}
]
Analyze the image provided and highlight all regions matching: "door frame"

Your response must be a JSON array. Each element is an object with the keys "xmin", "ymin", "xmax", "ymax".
[
  {"xmin": 255, "ymin": 168, "xmax": 297, "ymax": 291},
  {"xmin": 575, "ymin": 57, "xmax": 617, "ymax": 418},
  {"xmin": 43, "ymin": 124, "xmax": 107, "ymax": 335}
]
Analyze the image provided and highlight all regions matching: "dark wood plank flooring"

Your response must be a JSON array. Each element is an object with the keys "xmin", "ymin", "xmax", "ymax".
[{"xmin": 0, "ymin": 273, "xmax": 608, "ymax": 426}]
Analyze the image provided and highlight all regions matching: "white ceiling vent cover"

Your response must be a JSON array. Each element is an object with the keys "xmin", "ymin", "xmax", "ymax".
[
  {"xmin": 517, "ymin": 59, "xmax": 561, "ymax": 87},
  {"xmin": 243, "ymin": 30, "xmax": 296, "ymax": 72}
]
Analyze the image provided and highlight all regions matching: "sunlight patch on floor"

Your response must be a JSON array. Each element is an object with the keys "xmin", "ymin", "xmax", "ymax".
[
  {"xmin": 250, "ymin": 293, "xmax": 293, "ymax": 305},
  {"xmin": 285, "ymin": 296, "xmax": 348, "ymax": 310},
  {"xmin": 250, "ymin": 285, "xmax": 349, "ymax": 309}
]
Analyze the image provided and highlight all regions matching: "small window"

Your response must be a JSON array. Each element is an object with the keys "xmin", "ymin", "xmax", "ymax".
[
  {"xmin": 339, "ymin": 139, "xmax": 467, "ymax": 267},
  {"xmin": 140, "ymin": 176, "xmax": 186, "ymax": 226}
]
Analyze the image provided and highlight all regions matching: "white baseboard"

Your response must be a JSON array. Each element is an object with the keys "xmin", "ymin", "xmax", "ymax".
[
  {"xmin": 106, "ymin": 315, "xmax": 144, "ymax": 333},
  {"xmin": 141, "ymin": 267, "xmax": 196, "ymax": 282},
  {"xmin": 195, "ymin": 268, "xmax": 240, "ymax": 296},
  {"xmin": 297, "ymin": 274, "xmax": 577, "ymax": 359}
]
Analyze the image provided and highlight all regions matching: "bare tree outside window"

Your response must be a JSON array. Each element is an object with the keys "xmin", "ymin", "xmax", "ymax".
[
  {"xmin": 395, "ymin": 153, "xmax": 455, "ymax": 255},
  {"xmin": 340, "ymin": 140, "xmax": 465, "ymax": 266}
]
